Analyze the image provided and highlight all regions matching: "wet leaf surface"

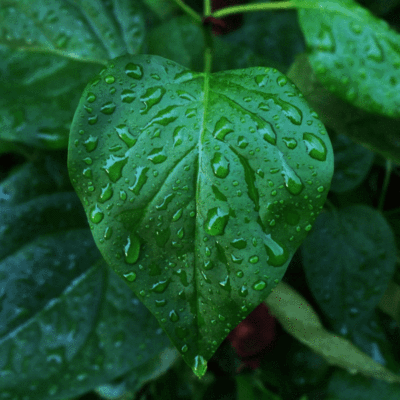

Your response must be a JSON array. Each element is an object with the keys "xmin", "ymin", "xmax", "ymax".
[{"xmin": 68, "ymin": 54, "xmax": 334, "ymax": 376}]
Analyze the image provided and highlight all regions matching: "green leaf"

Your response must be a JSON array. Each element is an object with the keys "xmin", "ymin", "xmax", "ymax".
[
  {"xmin": 0, "ymin": 0, "xmax": 145, "ymax": 63},
  {"xmin": 0, "ymin": 46, "xmax": 100, "ymax": 150},
  {"xmin": 301, "ymin": 205, "xmax": 397, "ymax": 334},
  {"xmin": 0, "ymin": 161, "xmax": 174, "ymax": 399},
  {"xmin": 287, "ymin": 53, "xmax": 400, "ymax": 165},
  {"xmin": 297, "ymin": 0, "xmax": 400, "ymax": 118},
  {"xmin": 326, "ymin": 369, "xmax": 400, "ymax": 400},
  {"xmin": 330, "ymin": 133, "xmax": 375, "ymax": 193},
  {"xmin": 68, "ymin": 54, "xmax": 334, "ymax": 377}
]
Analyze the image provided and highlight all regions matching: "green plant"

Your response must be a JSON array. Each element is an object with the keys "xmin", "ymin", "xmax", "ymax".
[{"xmin": 1, "ymin": 0, "xmax": 400, "ymax": 399}]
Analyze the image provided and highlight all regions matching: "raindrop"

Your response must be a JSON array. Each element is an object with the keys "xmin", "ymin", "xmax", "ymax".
[
  {"xmin": 193, "ymin": 354, "xmax": 207, "ymax": 377},
  {"xmin": 151, "ymin": 279, "xmax": 171, "ymax": 293},
  {"xmin": 239, "ymin": 286, "xmax": 248, "ymax": 297},
  {"xmin": 123, "ymin": 271, "xmax": 137, "ymax": 282},
  {"xmin": 87, "ymin": 92, "xmax": 96, "ymax": 103},
  {"xmin": 236, "ymin": 270, "xmax": 244, "ymax": 278},
  {"xmin": 253, "ymin": 280, "xmax": 266, "ymax": 291},
  {"xmin": 100, "ymin": 101, "xmax": 116, "ymax": 115},
  {"xmin": 83, "ymin": 135, "xmax": 98, "ymax": 152},
  {"xmin": 129, "ymin": 166, "xmax": 149, "ymax": 194},
  {"xmin": 181, "ymin": 344, "xmax": 188, "ymax": 353},
  {"xmin": 203, "ymin": 260, "xmax": 213, "ymax": 270},
  {"xmin": 172, "ymin": 208, "xmax": 183, "ymax": 221},
  {"xmin": 257, "ymin": 120, "xmax": 277, "ymax": 145},
  {"xmin": 263, "ymin": 233, "xmax": 289, "ymax": 267},
  {"xmin": 125, "ymin": 62, "xmax": 143, "ymax": 79},
  {"xmin": 98, "ymin": 183, "xmax": 113, "ymax": 203},
  {"xmin": 205, "ymin": 207, "xmax": 229, "ymax": 236},
  {"xmin": 211, "ymin": 152, "xmax": 230, "ymax": 178},
  {"xmin": 89, "ymin": 204, "xmax": 104, "ymax": 224},
  {"xmin": 88, "ymin": 115, "xmax": 98, "ymax": 125},
  {"xmin": 148, "ymin": 147, "xmax": 167, "ymax": 164},
  {"xmin": 169, "ymin": 310, "xmax": 179, "ymax": 322},
  {"xmin": 140, "ymin": 86, "xmax": 166, "ymax": 114},
  {"xmin": 231, "ymin": 238, "xmax": 247, "ymax": 249},
  {"xmin": 276, "ymin": 75, "xmax": 288, "ymax": 87},
  {"xmin": 103, "ymin": 154, "xmax": 128, "ymax": 182},
  {"xmin": 104, "ymin": 226, "xmax": 112, "ymax": 240},
  {"xmin": 237, "ymin": 136, "xmax": 249, "ymax": 148},
  {"xmin": 105, "ymin": 75, "xmax": 115, "ymax": 84},
  {"xmin": 303, "ymin": 132, "xmax": 327, "ymax": 161},
  {"xmin": 213, "ymin": 117, "xmax": 234, "ymax": 141},
  {"xmin": 124, "ymin": 234, "xmax": 140, "ymax": 264},
  {"xmin": 121, "ymin": 89, "xmax": 135, "ymax": 103},
  {"xmin": 282, "ymin": 137, "xmax": 297, "ymax": 149},
  {"xmin": 115, "ymin": 124, "xmax": 137, "ymax": 147},
  {"xmin": 249, "ymin": 255, "xmax": 259, "ymax": 264},
  {"xmin": 173, "ymin": 126, "xmax": 185, "ymax": 146},
  {"xmin": 280, "ymin": 154, "xmax": 304, "ymax": 195}
]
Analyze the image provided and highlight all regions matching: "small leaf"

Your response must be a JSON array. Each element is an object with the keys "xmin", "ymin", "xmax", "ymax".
[
  {"xmin": 266, "ymin": 282, "xmax": 400, "ymax": 384},
  {"xmin": 0, "ymin": 0, "xmax": 145, "ymax": 63},
  {"xmin": 68, "ymin": 54, "xmax": 334, "ymax": 376},
  {"xmin": 301, "ymin": 205, "xmax": 397, "ymax": 334},
  {"xmin": 297, "ymin": 0, "xmax": 400, "ymax": 118}
]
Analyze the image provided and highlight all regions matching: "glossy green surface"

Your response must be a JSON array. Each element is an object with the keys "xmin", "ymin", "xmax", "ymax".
[
  {"xmin": 68, "ymin": 54, "xmax": 334, "ymax": 376},
  {"xmin": 298, "ymin": 0, "xmax": 400, "ymax": 118}
]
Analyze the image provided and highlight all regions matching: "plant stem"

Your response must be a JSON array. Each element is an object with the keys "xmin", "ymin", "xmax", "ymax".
[
  {"xmin": 171, "ymin": 0, "xmax": 202, "ymax": 23},
  {"xmin": 378, "ymin": 159, "xmax": 392, "ymax": 212},
  {"xmin": 204, "ymin": 0, "xmax": 212, "ymax": 17},
  {"xmin": 211, "ymin": 1, "xmax": 296, "ymax": 18}
]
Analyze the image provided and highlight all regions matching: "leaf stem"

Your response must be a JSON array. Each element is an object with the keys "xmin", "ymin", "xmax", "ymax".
[
  {"xmin": 204, "ymin": 0, "xmax": 212, "ymax": 17},
  {"xmin": 378, "ymin": 159, "xmax": 392, "ymax": 212},
  {"xmin": 211, "ymin": 1, "xmax": 296, "ymax": 18},
  {"xmin": 171, "ymin": 0, "xmax": 202, "ymax": 23}
]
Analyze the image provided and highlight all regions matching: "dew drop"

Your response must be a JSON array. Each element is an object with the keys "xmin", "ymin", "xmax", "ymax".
[
  {"xmin": 263, "ymin": 233, "xmax": 289, "ymax": 267},
  {"xmin": 239, "ymin": 285, "xmax": 248, "ymax": 297},
  {"xmin": 124, "ymin": 234, "xmax": 140, "ymax": 264},
  {"xmin": 105, "ymin": 75, "xmax": 115, "ymax": 84},
  {"xmin": 123, "ymin": 271, "xmax": 137, "ymax": 282},
  {"xmin": 231, "ymin": 238, "xmax": 247, "ymax": 249},
  {"xmin": 125, "ymin": 62, "xmax": 143, "ymax": 79},
  {"xmin": 282, "ymin": 137, "xmax": 297, "ymax": 149},
  {"xmin": 140, "ymin": 86, "xmax": 166, "ymax": 114},
  {"xmin": 213, "ymin": 117, "xmax": 234, "ymax": 141},
  {"xmin": 169, "ymin": 310, "xmax": 179, "ymax": 322},
  {"xmin": 121, "ymin": 89, "xmax": 135, "ymax": 103},
  {"xmin": 151, "ymin": 279, "xmax": 171, "ymax": 293},
  {"xmin": 100, "ymin": 101, "xmax": 116, "ymax": 115},
  {"xmin": 203, "ymin": 260, "xmax": 213, "ymax": 270},
  {"xmin": 249, "ymin": 255, "xmax": 259, "ymax": 264},
  {"xmin": 303, "ymin": 132, "xmax": 327, "ymax": 161},
  {"xmin": 88, "ymin": 115, "xmax": 98, "ymax": 125},
  {"xmin": 89, "ymin": 204, "xmax": 104, "ymax": 224},
  {"xmin": 211, "ymin": 152, "xmax": 230, "ymax": 178},
  {"xmin": 205, "ymin": 207, "xmax": 229, "ymax": 236},
  {"xmin": 280, "ymin": 154, "xmax": 304, "ymax": 195},
  {"xmin": 98, "ymin": 183, "xmax": 113, "ymax": 203},
  {"xmin": 103, "ymin": 154, "xmax": 128, "ymax": 182},
  {"xmin": 172, "ymin": 208, "xmax": 183, "ymax": 221},
  {"xmin": 87, "ymin": 92, "xmax": 96, "ymax": 103},
  {"xmin": 276, "ymin": 75, "xmax": 288, "ymax": 87},
  {"xmin": 253, "ymin": 280, "xmax": 267, "ymax": 291},
  {"xmin": 237, "ymin": 136, "xmax": 249, "ymax": 148},
  {"xmin": 128, "ymin": 166, "xmax": 149, "ymax": 194},
  {"xmin": 148, "ymin": 147, "xmax": 167, "ymax": 164},
  {"xmin": 258, "ymin": 121, "xmax": 277, "ymax": 145},
  {"xmin": 181, "ymin": 344, "xmax": 188, "ymax": 353},
  {"xmin": 83, "ymin": 135, "xmax": 98, "ymax": 152},
  {"xmin": 115, "ymin": 124, "xmax": 137, "ymax": 147}
]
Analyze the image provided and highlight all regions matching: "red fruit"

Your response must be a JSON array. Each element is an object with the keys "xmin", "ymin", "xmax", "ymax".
[{"xmin": 227, "ymin": 303, "xmax": 277, "ymax": 371}]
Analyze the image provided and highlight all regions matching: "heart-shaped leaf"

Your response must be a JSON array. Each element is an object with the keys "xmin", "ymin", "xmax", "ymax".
[{"xmin": 68, "ymin": 54, "xmax": 334, "ymax": 376}]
